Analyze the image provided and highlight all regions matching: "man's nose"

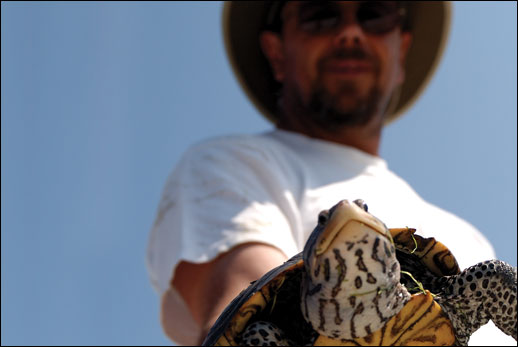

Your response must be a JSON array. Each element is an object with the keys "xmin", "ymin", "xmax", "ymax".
[{"xmin": 333, "ymin": 21, "xmax": 365, "ymax": 48}]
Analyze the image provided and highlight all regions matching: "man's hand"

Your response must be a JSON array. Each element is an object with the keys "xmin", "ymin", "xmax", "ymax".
[{"xmin": 162, "ymin": 242, "xmax": 288, "ymax": 344}]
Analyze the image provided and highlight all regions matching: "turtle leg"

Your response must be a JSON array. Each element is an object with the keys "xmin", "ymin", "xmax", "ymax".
[
  {"xmin": 432, "ymin": 260, "xmax": 517, "ymax": 344},
  {"xmin": 240, "ymin": 321, "xmax": 295, "ymax": 346}
]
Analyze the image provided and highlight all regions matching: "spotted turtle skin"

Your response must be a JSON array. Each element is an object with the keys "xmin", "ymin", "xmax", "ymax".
[{"xmin": 202, "ymin": 200, "xmax": 517, "ymax": 346}]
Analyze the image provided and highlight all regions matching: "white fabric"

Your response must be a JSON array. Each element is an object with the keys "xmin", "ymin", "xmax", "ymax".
[{"xmin": 146, "ymin": 129, "xmax": 513, "ymax": 346}]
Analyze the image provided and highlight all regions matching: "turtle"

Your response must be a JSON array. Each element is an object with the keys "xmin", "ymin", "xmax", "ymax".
[{"xmin": 202, "ymin": 199, "xmax": 517, "ymax": 346}]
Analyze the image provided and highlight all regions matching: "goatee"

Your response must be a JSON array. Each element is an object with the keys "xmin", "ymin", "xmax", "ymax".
[
  {"xmin": 287, "ymin": 46, "xmax": 385, "ymax": 131},
  {"xmin": 306, "ymin": 84, "xmax": 383, "ymax": 130}
]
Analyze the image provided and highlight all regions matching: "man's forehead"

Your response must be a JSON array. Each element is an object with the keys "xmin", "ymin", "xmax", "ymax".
[
  {"xmin": 283, "ymin": 1, "xmax": 355, "ymax": 12},
  {"xmin": 282, "ymin": 1, "xmax": 399, "ymax": 14}
]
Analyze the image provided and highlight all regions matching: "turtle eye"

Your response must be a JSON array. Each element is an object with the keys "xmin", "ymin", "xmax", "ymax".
[
  {"xmin": 318, "ymin": 211, "xmax": 329, "ymax": 225},
  {"xmin": 353, "ymin": 199, "xmax": 368, "ymax": 212}
]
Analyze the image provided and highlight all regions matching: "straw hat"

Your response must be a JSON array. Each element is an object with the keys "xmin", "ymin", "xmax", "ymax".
[{"xmin": 222, "ymin": 1, "xmax": 452, "ymax": 124}]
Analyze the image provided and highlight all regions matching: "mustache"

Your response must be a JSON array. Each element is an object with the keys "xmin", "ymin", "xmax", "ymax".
[{"xmin": 318, "ymin": 47, "xmax": 377, "ymax": 68}]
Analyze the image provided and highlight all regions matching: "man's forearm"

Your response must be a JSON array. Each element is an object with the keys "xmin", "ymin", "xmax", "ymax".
[{"xmin": 165, "ymin": 242, "xmax": 288, "ymax": 345}]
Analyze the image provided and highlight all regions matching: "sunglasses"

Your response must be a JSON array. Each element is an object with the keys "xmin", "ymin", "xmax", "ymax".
[{"xmin": 270, "ymin": 1, "xmax": 406, "ymax": 35}]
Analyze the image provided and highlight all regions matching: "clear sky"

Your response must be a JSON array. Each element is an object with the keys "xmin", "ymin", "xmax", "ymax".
[{"xmin": 1, "ymin": 1, "xmax": 516, "ymax": 346}]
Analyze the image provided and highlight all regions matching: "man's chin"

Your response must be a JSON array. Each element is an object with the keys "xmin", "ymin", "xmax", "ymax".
[
  {"xmin": 319, "ymin": 85, "xmax": 373, "ymax": 106},
  {"xmin": 331, "ymin": 100, "xmax": 368, "ymax": 114},
  {"xmin": 324, "ymin": 77, "xmax": 373, "ymax": 95},
  {"xmin": 316, "ymin": 94, "xmax": 372, "ymax": 116},
  {"xmin": 307, "ymin": 88, "xmax": 382, "ymax": 128}
]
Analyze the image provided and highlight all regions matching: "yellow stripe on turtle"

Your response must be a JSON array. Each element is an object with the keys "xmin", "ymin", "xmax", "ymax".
[
  {"xmin": 389, "ymin": 228, "xmax": 460, "ymax": 277},
  {"xmin": 214, "ymin": 286, "xmax": 269, "ymax": 346},
  {"xmin": 214, "ymin": 335, "xmax": 231, "ymax": 346}
]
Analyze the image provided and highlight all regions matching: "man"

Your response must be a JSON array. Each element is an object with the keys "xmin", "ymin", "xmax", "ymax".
[{"xmin": 147, "ymin": 2, "xmax": 512, "ymax": 345}]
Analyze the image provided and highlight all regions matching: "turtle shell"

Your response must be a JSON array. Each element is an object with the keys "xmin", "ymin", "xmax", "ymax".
[
  {"xmin": 202, "ymin": 253, "xmax": 310, "ymax": 346},
  {"xmin": 202, "ymin": 228, "xmax": 461, "ymax": 346},
  {"xmin": 390, "ymin": 227, "xmax": 460, "ymax": 278}
]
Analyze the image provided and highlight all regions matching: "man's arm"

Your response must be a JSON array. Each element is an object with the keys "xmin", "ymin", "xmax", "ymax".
[{"xmin": 162, "ymin": 242, "xmax": 288, "ymax": 344}]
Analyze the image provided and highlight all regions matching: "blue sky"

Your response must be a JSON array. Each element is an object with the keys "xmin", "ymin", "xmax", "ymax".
[{"xmin": 2, "ymin": 2, "xmax": 516, "ymax": 346}]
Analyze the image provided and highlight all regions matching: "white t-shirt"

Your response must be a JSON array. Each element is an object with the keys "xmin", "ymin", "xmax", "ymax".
[{"xmin": 146, "ymin": 129, "xmax": 513, "ymax": 346}]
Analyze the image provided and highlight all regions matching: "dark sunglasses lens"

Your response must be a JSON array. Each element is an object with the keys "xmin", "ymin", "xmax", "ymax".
[
  {"xmin": 297, "ymin": 2, "xmax": 341, "ymax": 33},
  {"xmin": 357, "ymin": 2, "xmax": 402, "ymax": 34}
]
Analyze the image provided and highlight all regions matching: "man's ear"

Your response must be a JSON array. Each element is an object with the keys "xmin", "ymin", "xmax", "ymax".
[
  {"xmin": 259, "ymin": 31, "xmax": 286, "ymax": 82},
  {"xmin": 397, "ymin": 31, "xmax": 412, "ymax": 85}
]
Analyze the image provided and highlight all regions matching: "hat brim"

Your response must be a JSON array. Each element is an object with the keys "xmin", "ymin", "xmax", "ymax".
[{"xmin": 222, "ymin": 1, "xmax": 452, "ymax": 125}]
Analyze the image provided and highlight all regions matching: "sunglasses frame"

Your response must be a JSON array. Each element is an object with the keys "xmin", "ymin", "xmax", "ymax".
[{"xmin": 265, "ymin": 1, "xmax": 408, "ymax": 35}]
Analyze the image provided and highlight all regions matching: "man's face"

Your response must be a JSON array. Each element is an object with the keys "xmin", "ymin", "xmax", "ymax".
[{"xmin": 261, "ymin": 1, "xmax": 412, "ymax": 129}]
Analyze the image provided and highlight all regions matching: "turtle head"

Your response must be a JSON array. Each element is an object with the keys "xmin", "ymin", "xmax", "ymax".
[
  {"xmin": 301, "ymin": 199, "xmax": 410, "ymax": 340},
  {"xmin": 302, "ymin": 199, "xmax": 393, "ymax": 274},
  {"xmin": 303, "ymin": 200, "xmax": 390, "ymax": 261}
]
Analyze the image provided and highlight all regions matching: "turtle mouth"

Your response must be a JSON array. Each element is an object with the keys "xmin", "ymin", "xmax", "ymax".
[{"xmin": 315, "ymin": 200, "xmax": 389, "ymax": 256}]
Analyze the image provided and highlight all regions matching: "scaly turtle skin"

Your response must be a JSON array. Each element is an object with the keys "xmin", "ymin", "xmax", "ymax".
[{"xmin": 202, "ymin": 200, "xmax": 517, "ymax": 346}]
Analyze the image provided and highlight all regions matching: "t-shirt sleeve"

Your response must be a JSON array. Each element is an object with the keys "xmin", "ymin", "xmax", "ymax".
[{"xmin": 146, "ymin": 138, "xmax": 299, "ymax": 294}]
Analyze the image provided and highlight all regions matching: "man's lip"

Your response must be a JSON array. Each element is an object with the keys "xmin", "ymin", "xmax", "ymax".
[{"xmin": 323, "ymin": 60, "xmax": 372, "ymax": 74}]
